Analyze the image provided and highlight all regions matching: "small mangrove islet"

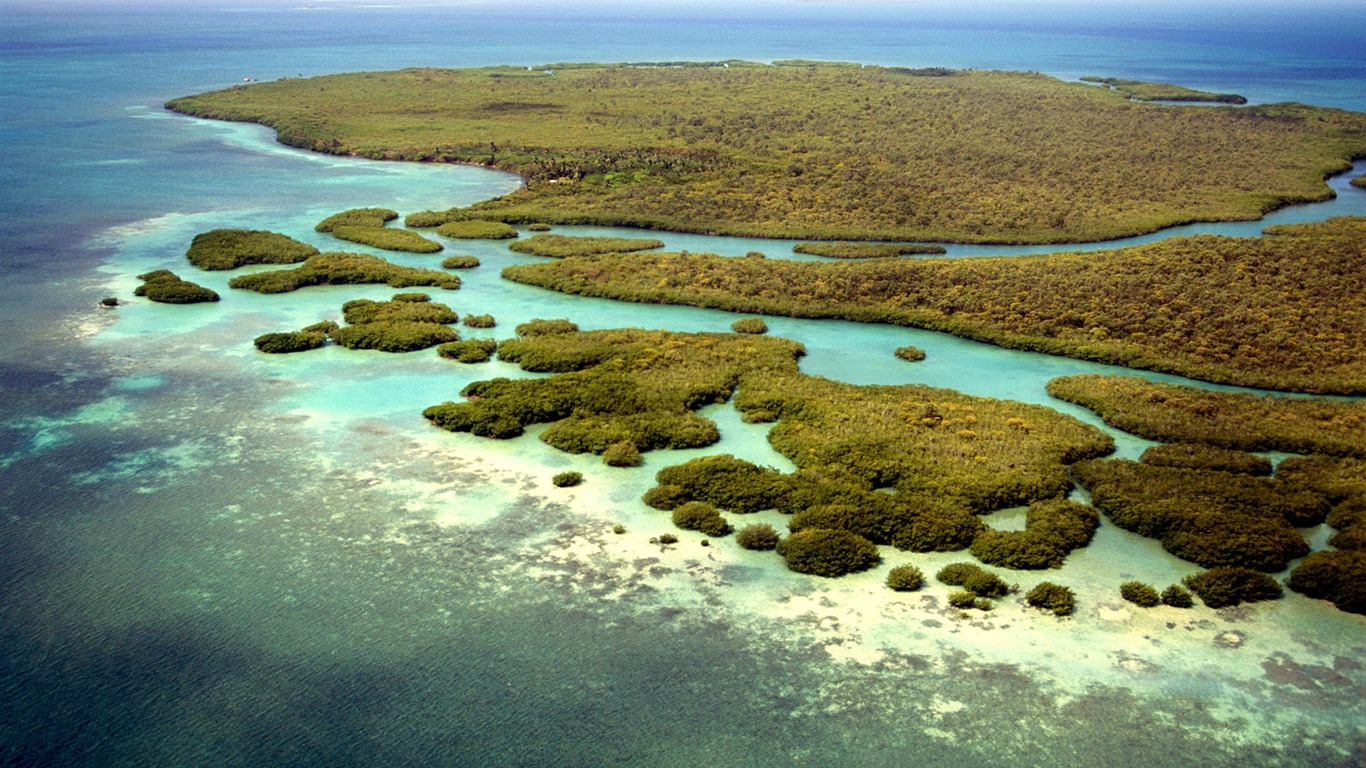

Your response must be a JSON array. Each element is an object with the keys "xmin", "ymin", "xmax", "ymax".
[
  {"xmin": 228, "ymin": 252, "xmax": 460, "ymax": 293},
  {"xmin": 185, "ymin": 228, "xmax": 319, "ymax": 270},
  {"xmin": 792, "ymin": 242, "xmax": 947, "ymax": 259},
  {"xmin": 507, "ymin": 234, "xmax": 665, "ymax": 258},
  {"xmin": 255, "ymin": 294, "xmax": 459, "ymax": 354},
  {"xmin": 135, "ymin": 269, "xmax": 220, "ymax": 303}
]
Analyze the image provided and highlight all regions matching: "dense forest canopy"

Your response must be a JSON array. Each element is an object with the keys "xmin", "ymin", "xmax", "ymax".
[
  {"xmin": 167, "ymin": 63, "xmax": 1366, "ymax": 244},
  {"xmin": 503, "ymin": 217, "xmax": 1366, "ymax": 394}
]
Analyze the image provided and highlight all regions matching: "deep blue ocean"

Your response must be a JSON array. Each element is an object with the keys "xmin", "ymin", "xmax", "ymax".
[{"xmin": 2, "ymin": 3, "xmax": 1364, "ymax": 767}]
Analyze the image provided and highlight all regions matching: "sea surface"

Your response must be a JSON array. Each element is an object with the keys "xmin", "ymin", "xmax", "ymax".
[{"xmin": 2, "ymin": 3, "xmax": 1364, "ymax": 767}]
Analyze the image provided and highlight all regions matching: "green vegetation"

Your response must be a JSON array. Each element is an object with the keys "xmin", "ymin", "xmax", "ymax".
[
  {"xmin": 1139, "ymin": 443, "xmax": 1272, "ymax": 476},
  {"xmin": 441, "ymin": 255, "xmax": 481, "ymax": 269},
  {"xmin": 253, "ymin": 320, "xmax": 337, "ymax": 354},
  {"xmin": 1072, "ymin": 459, "xmax": 1320, "ymax": 571},
  {"xmin": 99, "ymin": 297, "xmax": 119, "ymax": 307},
  {"xmin": 886, "ymin": 564, "xmax": 925, "ymax": 591},
  {"xmin": 341, "ymin": 294, "xmax": 458, "ymax": 325},
  {"xmin": 602, "ymin": 440, "xmax": 642, "ymax": 467},
  {"xmin": 528, "ymin": 223, "xmax": 553, "ymax": 231},
  {"xmin": 330, "ymin": 225, "xmax": 443, "ymax": 253},
  {"xmin": 775, "ymin": 528, "xmax": 880, "ymax": 577},
  {"xmin": 730, "ymin": 317, "xmax": 767, "ymax": 334},
  {"xmin": 315, "ymin": 207, "xmax": 399, "ymax": 232},
  {"xmin": 635, "ymin": 368, "xmax": 1108, "ymax": 564},
  {"xmin": 508, "ymin": 234, "xmax": 665, "ymax": 258},
  {"xmin": 1048, "ymin": 374, "xmax": 1366, "ymax": 454},
  {"xmin": 423, "ymin": 330, "xmax": 805, "ymax": 449},
  {"xmin": 1120, "ymin": 581, "xmax": 1161, "ymax": 607},
  {"xmin": 1287, "ymin": 551, "xmax": 1365, "ymax": 614},
  {"xmin": 1025, "ymin": 582, "xmax": 1075, "ymax": 616},
  {"xmin": 436, "ymin": 220, "xmax": 518, "ymax": 239},
  {"xmin": 1182, "ymin": 567, "xmax": 1283, "ymax": 608},
  {"xmin": 167, "ymin": 65, "xmax": 1366, "ymax": 244},
  {"xmin": 1080, "ymin": 77, "xmax": 1247, "ymax": 104},
  {"xmin": 1161, "ymin": 585, "xmax": 1194, "ymax": 608},
  {"xmin": 437, "ymin": 338, "xmax": 497, "ymax": 363},
  {"xmin": 504, "ymin": 218, "xmax": 1366, "ymax": 394},
  {"xmin": 134, "ymin": 270, "xmax": 220, "ymax": 304},
  {"xmin": 330, "ymin": 321, "xmax": 458, "ymax": 352},
  {"xmin": 968, "ymin": 499, "xmax": 1099, "ymax": 569},
  {"xmin": 793, "ymin": 242, "xmax": 946, "ymax": 259},
  {"xmin": 671, "ymin": 501, "xmax": 733, "ymax": 536},
  {"xmin": 947, "ymin": 590, "xmax": 978, "ymax": 609},
  {"xmin": 735, "ymin": 523, "xmax": 780, "ymax": 551},
  {"xmin": 936, "ymin": 562, "xmax": 1011, "ymax": 597},
  {"xmin": 735, "ymin": 375, "xmax": 1112, "ymax": 514},
  {"xmin": 1275, "ymin": 455, "xmax": 1366, "ymax": 504},
  {"xmin": 894, "ymin": 346, "xmax": 926, "ymax": 362},
  {"xmin": 329, "ymin": 295, "xmax": 460, "ymax": 352},
  {"xmin": 514, "ymin": 318, "xmax": 578, "ymax": 336},
  {"xmin": 462, "ymin": 313, "xmax": 496, "ymax": 328},
  {"xmin": 552, "ymin": 471, "xmax": 583, "ymax": 488},
  {"xmin": 185, "ymin": 229, "xmax": 319, "ymax": 270},
  {"xmin": 228, "ymin": 252, "xmax": 460, "ymax": 293}
]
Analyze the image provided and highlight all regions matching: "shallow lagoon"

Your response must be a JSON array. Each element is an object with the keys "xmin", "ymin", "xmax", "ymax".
[{"xmin": 3, "ymin": 4, "xmax": 1364, "ymax": 766}]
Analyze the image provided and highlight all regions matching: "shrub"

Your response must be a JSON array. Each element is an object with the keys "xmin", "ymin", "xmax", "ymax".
[
  {"xmin": 1140, "ymin": 443, "xmax": 1273, "ymax": 476},
  {"xmin": 254, "ymin": 330, "xmax": 327, "ymax": 354},
  {"xmin": 792, "ymin": 242, "xmax": 946, "ymax": 259},
  {"xmin": 100, "ymin": 297, "xmax": 119, "ymax": 307},
  {"xmin": 962, "ymin": 570, "xmax": 1010, "ymax": 598},
  {"xmin": 642, "ymin": 484, "xmax": 689, "ymax": 511},
  {"xmin": 437, "ymin": 338, "xmax": 497, "ymax": 363},
  {"xmin": 975, "ymin": 598, "xmax": 994, "ymax": 611},
  {"xmin": 886, "ymin": 565, "xmax": 924, "ymax": 591},
  {"xmin": 789, "ymin": 503, "xmax": 882, "ymax": 542},
  {"xmin": 1286, "ymin": 550, "xmax": 1365, "ymax": 614},
  {"xmin": 341, "ymin": 296, "xmax": 458, "ymax": 325},
  {"xmin": 1160, "ymin": 585, "xmax": 1194, "ymax": 608},
  {"xmin": 315, "ymin": 207, "xmax": 398, "ymax": 232},
  {"xmin": 602, "ymin": 440, "xmax": 642, "ymax": 467},
  {"xmin": 612, "ymin": 524, "xmax": 626, "ymax": 534},
  {"xmin": 736, "ymin": 523, "xmax": 781, "ymax": 551},
  {"xmin": 1072, "ymin": 459, "xmax": 1313, "ymax": 571},
  {"xmin": 1026, "ymin": 582, "xmax": 1075, "ymax": 616},
  {"xmin": 657, "ymin": 533, "xmax": 679, "ymax": 545},
  {"xmin": 1120, "ymin": 581, "xmax": 1161, "ymax": 607},
  {"xmin": 731, "ymin": 317, "xmax": 768, "ymax": 334},
  {"xmin": 228, "ymin": 252, "xmax": 460, "ymax": 293},
  {"xmin": 653, "ymin": 454, "xmax": 784, "ymax": 514},
  {"xmin": 1183, "ymin": 567, "xmax": 1283, "ymax": 608},
  {"xmin": 442, "ymin": 255, "xmax": 481, "ymax": 269},
  {"xmin": 895, "ymin": 346, "xmax": 926, "ymax": 362},
  {"xmin": 672, "ymin": 501, "xmax": 733, "ymax": 537},
  {"xmin": 936, "ymin": 562, "xmax": 984, "ymax": 586},
  {"xmin": 947, "ymin": 590, "xmax": 978, "ymax": 609},
  {"xmin": 436, "ymin": 219, "xmax": 518, "ymax": 239},
  {"xmin": 552, "ymin": 471, "xmax": 583, "ymax": 488},
  {"xmin": 891, "ymin": 505, "xmax": 984, "ymax": 552},
  {"xmin": 515, "ymin": 318, "xmax": 579, "ymax": 337},
  {"xmin": 528, "ymin": 223, "xmax": 552, "ymax": 231},
  {"xmin": 330, "ymin": 225, "xmax": 443, "ymax": 253},
  {"xmin": 134, "ymin": 270, "xmax": 220, "ymax": 304},
  {"xmin": 508, "ymin": 234, "xmax": 665, "ymax": 258},
  {"xmin": 936, "ymin": 561, "xmax": 1011, "ymax": 597},
  {"xmin": 776, "ymin": 528, "xmax": 880, "ymax": 577},
  {"xmin": 462, "ymin": 313, "xmax": 496, "ymax": 328},
  {"xmin": 330, "ymin": 321, "xmax": 459, "ymax": 352},
  {"xmin": 186, "ymin": 229, "xmax": 319, "ymax": 270}
]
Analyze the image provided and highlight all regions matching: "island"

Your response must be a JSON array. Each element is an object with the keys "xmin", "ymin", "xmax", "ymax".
[{"xmin": 165, "ymin": 63, "xmax": 1366, "ymax": 244}]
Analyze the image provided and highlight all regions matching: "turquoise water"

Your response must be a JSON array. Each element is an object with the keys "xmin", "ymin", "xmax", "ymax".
[{"xmin": 2, "ymin": 3, "xmax": 1364, "ymax": 767}]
